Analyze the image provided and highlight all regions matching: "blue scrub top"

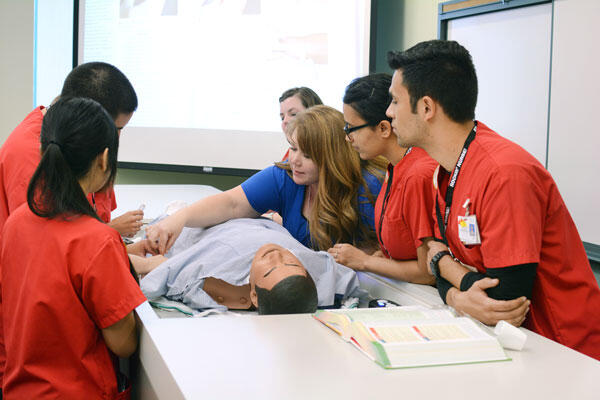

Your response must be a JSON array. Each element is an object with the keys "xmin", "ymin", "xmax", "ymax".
[{"xmin": 241, "ymin": 165, "xmax": 381, "ymax": 249}]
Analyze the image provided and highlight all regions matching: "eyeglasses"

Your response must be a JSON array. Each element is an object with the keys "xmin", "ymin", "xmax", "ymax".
[{"xmin": 343, "ymin": 122, "xmax": 370, "ymax": 136}]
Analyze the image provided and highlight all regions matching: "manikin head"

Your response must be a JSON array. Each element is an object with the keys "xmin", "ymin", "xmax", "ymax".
[{"xmin": 249, "ymin": 243, "xmax": 318, "ymax": 315}]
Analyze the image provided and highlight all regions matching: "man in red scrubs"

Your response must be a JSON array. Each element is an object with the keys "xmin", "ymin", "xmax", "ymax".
[
  {"xmin": 386, "ymin": 40, "xmax": 600, "ymax": 360},
  {"xmin": 0, "ymin": 62, "xmax": 144, "ymax": 391},
  {"xmin": 0, "ymin": 62, "xmax": 143, "ymax": 235}
]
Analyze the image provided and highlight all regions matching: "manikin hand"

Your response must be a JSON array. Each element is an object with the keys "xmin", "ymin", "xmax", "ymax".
[
  {"xmin": 109, "ymin": 209, "xmax": 144, "ymax": 237},
  {"xmin": 327, "ymin": 243, "xmax": 369, "ymax": 270},
  {"xmin": 448, "ymin": 278, "xmax": 530, "ymax": 327}
]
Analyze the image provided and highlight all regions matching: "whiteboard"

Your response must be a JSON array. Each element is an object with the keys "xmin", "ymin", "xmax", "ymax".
[
  {"xmin": 447, "ymin": 3, "xmax": 552, "ymax": 165},
  {"xmin": 547, "ymin": 0, "xmax": 600, "ymax": 246}
]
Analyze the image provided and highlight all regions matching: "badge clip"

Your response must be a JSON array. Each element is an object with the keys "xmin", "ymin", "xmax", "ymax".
[{"xmin": 462, "ymin": 198, "xmax": 471, "ymax": 216}]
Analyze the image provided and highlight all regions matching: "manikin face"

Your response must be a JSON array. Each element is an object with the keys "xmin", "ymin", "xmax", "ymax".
[
  {"xmin": 386, "ymin": 70, "xmax": 424, "ymax": 148},
  {"xmin": 249, "ymin": 243, "xmax": 308, "ymax": 307},
  {"xmin": 342, "ymin": 103, "xmax": 383, "ymax": 160},
  {"xmin": 279, "ymin": 95, "xmax": 306, "ymax": 137},
  {"xmin": 287, "ymin": 130, "xmax": 319, "ymax": 187}
]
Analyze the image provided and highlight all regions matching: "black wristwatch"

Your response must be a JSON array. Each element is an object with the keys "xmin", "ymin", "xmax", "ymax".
[{"xmin": 430, "ymin": 250, "xmax": 451, "ymax": 279}]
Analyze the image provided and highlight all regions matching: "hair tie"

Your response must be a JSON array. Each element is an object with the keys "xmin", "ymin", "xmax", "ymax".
[{"xmin": 48, "ymin": 140, "xmax": 62, "ymax": 149}]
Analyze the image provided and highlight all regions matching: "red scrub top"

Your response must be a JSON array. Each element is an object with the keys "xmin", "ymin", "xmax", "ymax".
[
  {"xmin": 0, "ymin": 106, "xmax": 116, "ymax": 230},
  {"xmin": 0, "ymin": 108, "xmax": 119, "ymax": 386},
  {"xmin": 90, "ymin": 189, "xmax": 118, "ymax": 224},
  {"xmin": 434, "ymin": 121, "xmax": 600, "ymax": 360},
  {"xmin": 0, "ymin": 205, "xmax": 146, "ymax": 398},
  {"xmin": 374, "ymin": 147, "xmax": 437, "ymax": 260}
]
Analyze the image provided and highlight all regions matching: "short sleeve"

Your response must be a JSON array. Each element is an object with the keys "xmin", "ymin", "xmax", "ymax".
[
  {"xmin": 241, "ymin": 165, "xmax": 286, "ymax": 214},
  {"xmin": 478, "ymin": 166, "xmax": 544, "ymax": 268},
  {"xmin": 402, "ymin": 173, "xmax": 435, "ymax": 249},
  {"xmin": 81, "ymin": 236, "xmax": 146, "ymax": 329},
  {"xmin": 87, "ymin": 189, "xmax": 115, "ymax": 223},
  {"xmin": 7, "ymin": 179, "xmax": 29, "ymax": 215},
  {"xmin": 358, "ymin": 170, "xmax": 383, "ymax": 230}
]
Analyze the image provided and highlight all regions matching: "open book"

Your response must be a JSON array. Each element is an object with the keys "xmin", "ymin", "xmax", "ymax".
[{"xmin": 313, "ymin": 306, "xmax": 510, "ymax": 369}]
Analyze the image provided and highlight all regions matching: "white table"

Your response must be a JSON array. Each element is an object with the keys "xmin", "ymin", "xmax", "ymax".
[
  {"xmin": 111, "ymin": 185, "xmax": 600, "ymax": 399},
  {"xmin": 135, "ymin": 298, "xmax": 600, "ymax": 400}
]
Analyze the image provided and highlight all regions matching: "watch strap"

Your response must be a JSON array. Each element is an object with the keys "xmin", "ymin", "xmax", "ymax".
[{"xmin": 430, "ymin": 250, "xmax": 451, "ymax": 279}]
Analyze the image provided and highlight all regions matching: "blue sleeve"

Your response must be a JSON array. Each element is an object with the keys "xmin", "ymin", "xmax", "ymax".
[
  {"xmin": 241, "ymin": 165, "xmax": 286, "ymax": 214},
  {"xmin": 357, "ymin": 170, "xmax": 382, "ymax": 230}
]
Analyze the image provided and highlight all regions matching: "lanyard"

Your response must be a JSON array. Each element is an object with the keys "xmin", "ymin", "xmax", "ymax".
[
  {"xmin": 435, "ymin": 122, "xmax": 477, "ymax": 244},
  {"xmin": 377, "ymin": 164, "xmax": 394, "ymax": 258},
  {"xmin": 377, "ymin": 148, "xmax": 411, "ymax": 258}
]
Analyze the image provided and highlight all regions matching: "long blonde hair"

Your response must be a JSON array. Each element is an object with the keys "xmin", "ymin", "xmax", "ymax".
[{"xmin": 276, "ymin": 105, "xmax": 386, "ymax": 250}]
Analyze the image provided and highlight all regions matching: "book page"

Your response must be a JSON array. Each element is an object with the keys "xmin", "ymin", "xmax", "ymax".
[
  {"xmin": 365, "ymin": 318, "xmax": 494, "ymax": 345},
  {"xmin": 371, "ymin": 323, "xmax": 470, "ymax": 344},
  {"xmin": 339, "ymin": 306, "xmax": 455, "ymax": 323}
]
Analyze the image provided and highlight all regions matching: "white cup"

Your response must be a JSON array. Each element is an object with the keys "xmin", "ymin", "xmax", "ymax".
[{"xmin": 494, "ymin": 320, "xmax": 527, "ymax": 351}]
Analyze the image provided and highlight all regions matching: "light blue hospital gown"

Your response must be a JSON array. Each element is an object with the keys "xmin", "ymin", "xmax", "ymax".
[{"xmin": 140, "ymin": 218, "xmax": 362, "ymax": 312}]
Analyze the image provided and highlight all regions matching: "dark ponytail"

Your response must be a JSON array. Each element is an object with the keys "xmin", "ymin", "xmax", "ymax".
[
  {"xmin": 27, "ymin": 97, "xmax": 119, "ymax": 220},
  {"xmin": 343, "ymin": 73, "xmax": 392, "ymax": 126}
]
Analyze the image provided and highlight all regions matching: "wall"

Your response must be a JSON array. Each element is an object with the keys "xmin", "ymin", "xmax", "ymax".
[
  {"xmin": 0, "ymin": 0, "xmax": 34, "ymax": 144},
  {"xmin": 371, "ymin": 0, "xmax": 443, "ymax": 73},
  {"xmin": 399, "ymin": 0, "xmax": 443, "ymax": 49}
]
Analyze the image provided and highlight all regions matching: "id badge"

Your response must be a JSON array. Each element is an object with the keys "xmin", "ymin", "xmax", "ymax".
[{"xmin": 457, "ymin": 214, "xmax": 481, "ymax": 245}]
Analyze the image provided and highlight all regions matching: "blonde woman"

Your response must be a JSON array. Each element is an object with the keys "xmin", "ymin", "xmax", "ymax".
[{"xmin": 147, "ymin": 105, "xmax": 385, "ymax": 253}]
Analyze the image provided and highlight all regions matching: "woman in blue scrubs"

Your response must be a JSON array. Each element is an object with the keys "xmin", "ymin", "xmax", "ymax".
[{"xmin": 148, "ymin": 105, "xmax": 385, "ymax": 252}]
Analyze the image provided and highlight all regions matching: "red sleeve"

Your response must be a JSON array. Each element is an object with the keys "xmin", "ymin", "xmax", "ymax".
[
  {"xmin": 109, "ymin": 186, "xmax": 117, "ymax": 211},
  {"xmin": 81, "ymin": 236, "xmax": 146, "ymax": 329},
  {"xmin": 479, "ymin": 166, "xmax": 544, "ymax": 268},
  {"xmin": 86, "ymin": 188, "xmax": 116, "ymax": 223},
  {"xmin": 7, "ymin": 179, "xmax": 29, "ymax": 215},
  {"xmin": 402, "ymin": 172, "xmax": 435, "ymax": 249}
]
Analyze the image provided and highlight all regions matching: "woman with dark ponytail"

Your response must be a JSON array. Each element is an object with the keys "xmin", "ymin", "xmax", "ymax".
[
  {"xmin": 1, "ymin": 97, "xmax": 146, "ymax": 399},
  {"xmin": 327, "ymin": 73, "xmax": 439, "ymax": 285},
  {"xmin": 27, "ymin": 97, "xmax": 119, "ymax": 221}
]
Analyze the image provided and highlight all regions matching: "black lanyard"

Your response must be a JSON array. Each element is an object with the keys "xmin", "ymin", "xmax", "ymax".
[
  {"xmin": 377, "ymin": 148, "xmax": 411, "ymax": 258},
  {"xmin": 377, "ymin": 164, "xmax": 394, "ymax": 258},
  {"xmin": 435, "ymin": 122, "xmax": 477, "ymax": 244}
]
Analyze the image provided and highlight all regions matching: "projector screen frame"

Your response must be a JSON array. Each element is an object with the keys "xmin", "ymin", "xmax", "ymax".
[{"xmin": 74, "ymin": 0, "xmax": 376, "ymax": 177}]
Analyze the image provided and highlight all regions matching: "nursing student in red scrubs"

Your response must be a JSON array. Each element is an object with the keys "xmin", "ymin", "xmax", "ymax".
[
  {"xmin": 387, "ymin": 40, "xmax": 600, "ymax": 360},
  {"xmin": 0, "ymin": 97, "xmax": 146, "ymax": 399},
  {"xmin": 327, "ymin": 74, "xmax": 438, "ymax": 285},
  {"xmin": 0, "ymin": 62, "xmax": 143, "ymax": 237}
]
